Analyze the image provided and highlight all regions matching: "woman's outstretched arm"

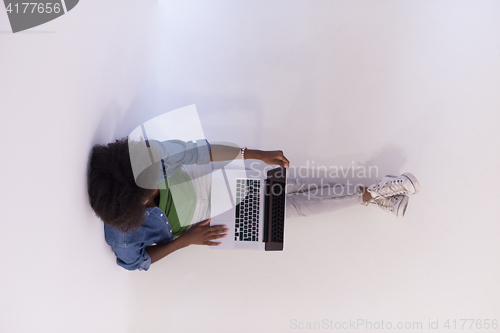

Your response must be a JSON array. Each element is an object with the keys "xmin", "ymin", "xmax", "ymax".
[{"xmin": 209, "ymin": 143, "xmax": 289, "ymax": 168}]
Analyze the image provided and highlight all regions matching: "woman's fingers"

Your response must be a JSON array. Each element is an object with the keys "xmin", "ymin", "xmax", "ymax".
[
  {"xmin": 207, "ymin": 227, "xmax": 228, "ymax": 237},
  {"xmin": 276, "ymin": 158, "xmax": 289, "ymax": 168},
  {"xmin": 279, "ymin": 152, "xmax": 290, "ymax": 168},
  {"xmin": 205, "ymin": 241, "xmax": 221, "ymax": 246},
  {"xmin": 209, "ymin": 233, "xmax": 227, "ymax": 240},
  {"xmin": 208, "ymin": 224, "xmax": 227, "ymax": 231},
  {"xmin": 276, "ymin": 151, "xmax": 289, "ymax": 168},
  {"xmin": 280, "ymin": 156, "xmax": 289, "ymax": 168}
]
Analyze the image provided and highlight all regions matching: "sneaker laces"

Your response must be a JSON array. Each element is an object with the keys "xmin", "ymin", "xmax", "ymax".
[
  {"xmin": 364, "ymin": 195, "xmax": 401, "ymax": 213},
  {"xmin": 372, "ymin": 178, "xmax": 408, "ymax": 196}
]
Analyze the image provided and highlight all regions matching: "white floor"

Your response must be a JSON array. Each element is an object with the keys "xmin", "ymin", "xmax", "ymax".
[{"xmin": 1, "ymin": 1, "xmax": 500, "ymax": 332}]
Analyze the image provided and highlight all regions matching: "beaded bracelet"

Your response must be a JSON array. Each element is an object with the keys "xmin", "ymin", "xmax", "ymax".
[{"xmin": 241, "ymin": 146, "xmax": 247, "ymax": 160}]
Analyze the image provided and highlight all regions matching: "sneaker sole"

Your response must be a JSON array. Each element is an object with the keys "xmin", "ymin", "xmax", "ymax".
[
  {"xmin": 397, "ymin": 195, "xmax": 409, "ymax": 217},
  {"xmin": 402, "ymin": 172, "xmax": 420, "ymax": 195}
]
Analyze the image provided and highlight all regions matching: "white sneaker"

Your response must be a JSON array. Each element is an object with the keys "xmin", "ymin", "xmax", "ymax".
[
  {"xmin": 365, "ymin": 195, "xmax": 409, "ymax": 217},
  {"xmin": 367, "ymin": 172, "xmax": 420, "ymax": 198}
]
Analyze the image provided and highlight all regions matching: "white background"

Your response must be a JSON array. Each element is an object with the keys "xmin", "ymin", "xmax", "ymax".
[{"xmin": 1, "ymin": 1, "xmax": 499, "ymax": 332}]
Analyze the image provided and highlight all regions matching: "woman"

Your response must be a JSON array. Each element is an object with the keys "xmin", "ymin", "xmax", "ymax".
[{"xmin": 88, "ymin": 137, "xmax": 420, "ymax": 271}]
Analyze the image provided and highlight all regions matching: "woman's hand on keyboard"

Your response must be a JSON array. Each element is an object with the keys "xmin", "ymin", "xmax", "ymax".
[{"xmin": 181, "ymin": 218, "xmax": 228, "ymax": 246}]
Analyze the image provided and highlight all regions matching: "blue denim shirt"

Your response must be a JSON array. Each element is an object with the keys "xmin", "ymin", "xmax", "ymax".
[
  {"xmin": 104, "ymin": 139, "xmax": 211, "ymax": 271},
  {"xmin": 104, "ymin": 207, "xmax": 174, "ymax": 271}
]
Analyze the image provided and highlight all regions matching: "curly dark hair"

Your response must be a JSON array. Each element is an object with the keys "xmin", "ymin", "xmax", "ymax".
[{"xmin": 88, "ymin": 137, "xmax": 157, "ymax": 232}]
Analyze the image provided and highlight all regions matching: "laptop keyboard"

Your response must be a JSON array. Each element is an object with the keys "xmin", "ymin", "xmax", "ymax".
[{"xmin": 235, "ymin": 179, "xmax": 261, "ymax": 242}]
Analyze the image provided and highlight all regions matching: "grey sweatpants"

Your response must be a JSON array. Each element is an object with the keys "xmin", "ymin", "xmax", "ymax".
[{"xmin": 284, "ymin": 177, "xmax": 364, "ymax": 218}]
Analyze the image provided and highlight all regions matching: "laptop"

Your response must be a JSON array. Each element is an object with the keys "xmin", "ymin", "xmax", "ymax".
[{"xmin": 209, "ymin": 164, "xmax": 287, "ymax": 251}]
